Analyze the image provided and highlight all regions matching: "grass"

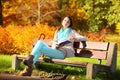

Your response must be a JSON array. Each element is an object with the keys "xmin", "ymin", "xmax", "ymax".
[
  {"xmin": 0, "ymin": 34, "xmax": 120, "ymax": 80},
  {"xmin": 0, "ymin": 55, "xmax": 14, "ymax": 75},
  {"xmin": 0, "ymin": 54, "xmax": 120, "ymax": 80}
]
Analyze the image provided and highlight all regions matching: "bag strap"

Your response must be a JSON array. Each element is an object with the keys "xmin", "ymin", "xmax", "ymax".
[{"xmin": 38, "ymin": 33, "xmax": 45, "ymax": 40}]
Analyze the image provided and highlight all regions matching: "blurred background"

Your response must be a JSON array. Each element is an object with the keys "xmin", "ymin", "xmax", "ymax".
[{"xmin": 0, "ymin": 0, "xmax": 120, "ymax": 55}]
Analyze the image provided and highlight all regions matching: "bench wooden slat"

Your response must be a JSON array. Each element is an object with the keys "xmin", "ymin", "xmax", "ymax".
[
  {"xmin": 16, "ymin": 55, "xmax": 88, "ymax": 67},
  {"xmin": 43, "ymin": 40, "xmax": 109, "ymax": 51},
  {"xmin": 79, "ymin": 42, "xmax": 109, "ymax": 50},
  {"xmin": 0, "ymin": 73, "xmax": 45, "ymax": 80},
  {"xmin": 39, "ymin": 57, "xmax": 88, "ymax": 67},
  {"xmin": 43, "ymin": 39, "xmax": 109, "ymax": 50},
  {"xmin": 75, "ymin": 49, "xmax": 107, "ymax": 59},
  {"xmin": 17, "ymin": 55, "xmax": 28, "ymax": 59}
]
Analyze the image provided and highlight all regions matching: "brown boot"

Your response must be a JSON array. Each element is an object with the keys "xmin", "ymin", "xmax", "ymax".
[
  {"xmin": 23, "ymin": 55, "xmax": 34, "ymax": 67},
  {"xmin": 20, "ymin": 66, "xmax": 33, "ymax": 76}
]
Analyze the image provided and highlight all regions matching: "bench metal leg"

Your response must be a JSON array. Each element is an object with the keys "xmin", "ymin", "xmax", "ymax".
[
  {"xmin": 12, "ymin": 54, "xmax": 21, "ymax": 70},
  {"xmin": 86, "ymin": 63, "xmax": 111, "ymax": 80},
  {"xmin": 86, "ymin": 63, "xmax": 98, "ymax": 80},
  {"xmin": 107, "ymin": 42, "xmax": 117, "ymax": 73}
]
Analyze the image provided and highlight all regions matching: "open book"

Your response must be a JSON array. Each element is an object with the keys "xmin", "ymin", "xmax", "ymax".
[{"xmin": 57, "ymin": 39, "xmax": 71, "ymax": 47}]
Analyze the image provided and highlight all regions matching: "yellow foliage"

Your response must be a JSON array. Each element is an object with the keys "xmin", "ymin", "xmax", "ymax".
[
  {"xmin": 71, "ymin": 1, "xmax": 76, "ymax": 8},
  {"xmin": 17, "ymin": 0, "xmax": 22, "ymax": 3},
  {"xmin": 77, "ymin": 9, "xmax": 86, "ymax": 20},
  {"xmin": 116, "ymin": 22, "xmax": 120, "ymax": 34},
  {"xmin": 116, "ymin": 22, "xmax": 120, "ymax": 29},
  {"xmin": 4, "ymin": 24, "xmax": 57, "ymax": 55},
  {"xmin": 0, "ymin": 26, "xmax": 14, "ymax": 54}
]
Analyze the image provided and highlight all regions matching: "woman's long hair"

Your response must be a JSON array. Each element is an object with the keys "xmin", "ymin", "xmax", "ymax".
[{"xmin": 57, "ymin": 16, "xmax": 73, "ymax": 32}]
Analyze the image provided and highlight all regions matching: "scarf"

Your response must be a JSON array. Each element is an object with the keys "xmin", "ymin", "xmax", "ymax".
[{"xmin": 56, "ymin": 27, "xmax": 71, "ymax": 41}]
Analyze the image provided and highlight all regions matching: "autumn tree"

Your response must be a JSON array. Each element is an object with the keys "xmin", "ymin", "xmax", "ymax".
[
  {"xmin": 37, "ymin": 0, "xmax": 59, "ymax": 25},
  {"xmin": 0, "ymin": 0, "xmax": 3, "ymax": 26},
  {"xmin": 2, "ymin": 0, "xmax": 59, "ymax": 26},
  {"xmin": 83, "ymin": 0, "xmax": 120, "ymax": 32},
  {"xmin": 57, "ymin": 0, "xmax": 120, "ymax": 32},
  {"xmin": 2, "ymin": 0, "xmax": 120, "ymax": 33},
  {"xmin": 57, "ymin": 0, "xmax": 87, "ymax": 30}
]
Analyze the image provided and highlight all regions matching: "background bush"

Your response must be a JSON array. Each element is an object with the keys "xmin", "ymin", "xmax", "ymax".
[
  {"xmin": 0, "ymin": 26, "xmax": 14, "ymax": 54},
  {"xmin": 0, "ymin": 24, "xmax": 57, "ymax": 55},
  {"xmin": 0, "ymin": 24, "xmax": 120, "ymax": 55}
]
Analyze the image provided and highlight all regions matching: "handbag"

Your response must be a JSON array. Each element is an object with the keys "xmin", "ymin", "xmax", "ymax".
[{"xmin": 33, "ymin": 33, "xmax": 45, "ymax": 47}]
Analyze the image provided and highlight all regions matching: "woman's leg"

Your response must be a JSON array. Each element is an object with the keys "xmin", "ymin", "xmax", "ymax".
[
  {"xmin": 20, "ymin": 40, "xmax": 64, "ymax": 76},
  {"xmin": 31, "ymin": 40, "xmax": 64, "ymax": 64}
]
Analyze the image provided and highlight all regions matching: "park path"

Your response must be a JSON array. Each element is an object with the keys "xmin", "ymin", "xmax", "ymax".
[{"xmin": 0, "ymin": 73, "xmax": 54, "ymax": 80}]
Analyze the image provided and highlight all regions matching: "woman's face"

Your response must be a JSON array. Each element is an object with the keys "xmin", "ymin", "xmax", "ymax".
[{"xmin": 62, "ymin": 17, "xmax": 71, "ymax": 29}]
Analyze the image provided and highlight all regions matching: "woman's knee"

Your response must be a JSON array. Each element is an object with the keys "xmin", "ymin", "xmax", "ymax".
[
  {"xmin": 37, "ymin": 40, "xmax": 43, "ymax": 44},
  {"xmin": 36, "ymin": 40, "xmax": 48, "ymax": 48}
]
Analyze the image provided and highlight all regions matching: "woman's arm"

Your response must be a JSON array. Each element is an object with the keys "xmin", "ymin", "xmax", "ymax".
[
  {"xmin": 70, "ymin": 30, "xmax": 87, "ymax": 41},
  {"xmin": 52, "ymin": 30, "xmax": 58, "ymax": 49},
  {"xmin": 70, "ymin": 30, "xmax": 87, "ymax": 48}
]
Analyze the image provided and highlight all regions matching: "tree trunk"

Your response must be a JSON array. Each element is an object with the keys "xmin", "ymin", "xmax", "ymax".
[
  {"xmin": 0, "ymin": 0, "xmax": 3, "ymax": 26},
  {"xmin": 58, "ymin": 0, "xmax": 62, "ymax": 9},
  {"xmin": 37, "ymin": 0, "xmax": 40, "ymax": 23},
  {"xmin": 57, "ymin": 0, "xmax": 62, "ymax": 22}
]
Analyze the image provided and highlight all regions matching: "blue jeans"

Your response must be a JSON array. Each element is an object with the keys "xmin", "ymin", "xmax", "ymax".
[{"xmin": 30, "ymin": 40, "xmax": 64, "ymax": 64}]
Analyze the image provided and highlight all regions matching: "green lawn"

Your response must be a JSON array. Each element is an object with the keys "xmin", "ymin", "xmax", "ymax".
[
  {"xmin": 0, "ymin": 54, "xmax": 120, "ymax": 80},
  {"xmin": 1, "ymin": 33, "xmax": 120, "ymax": 79}
]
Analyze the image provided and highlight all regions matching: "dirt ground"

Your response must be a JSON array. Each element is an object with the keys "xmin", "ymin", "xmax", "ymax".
[{"xmin": 0, "ymin": 73, "xmax": 67, "ymax": 80}]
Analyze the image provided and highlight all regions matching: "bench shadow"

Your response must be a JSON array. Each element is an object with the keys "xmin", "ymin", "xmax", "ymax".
[
  {"xmin": 34, "ymin": 62, "xmax": 86, "ymax": 80},
  {"xmin": 35, "ymin": 63, "xmax": 120, "ymax": 80},
  {"xmin": 75, "ymin": 49, "xmax": 93, "ymax": 58},
  {"xmin": 95, "ymin": 69, "xmax": 120, "ymax": 80}
]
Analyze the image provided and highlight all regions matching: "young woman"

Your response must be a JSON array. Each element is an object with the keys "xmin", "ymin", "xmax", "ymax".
[{"xmin": 20, "ymin": 16, "xmax": 87, "ymax": 76}]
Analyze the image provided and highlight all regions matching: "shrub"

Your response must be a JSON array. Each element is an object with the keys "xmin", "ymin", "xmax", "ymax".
[
  {"xmin": 5, "ymin": 24, "xmax": 57, "ymax": 55},
  {"xmin": 2, "ymin": 24, "xmax": 118, "ymax": 55},
  {"xmin": 0, "ymin": 26, "xmax": 15, "ymax": 54},
  {"xmin": 84, "ymin": 27, "xmax": 107, "ymax": 41}
]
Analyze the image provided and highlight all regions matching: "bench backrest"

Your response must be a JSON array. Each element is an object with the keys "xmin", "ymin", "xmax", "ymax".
[
  {"xmin": 43, "ymin": 39, "xmax": 111, "ymax": 59},
  {"xmin": 73, "ymin": 42, "xmax": 109, "ymax": 60},
  {"xmin": 42, "ymin": 39, "xmax": 117, "ymax": 69},
  {"xmin": 74, "ymin": 41, "xmax": 117, "ymax": 72}
]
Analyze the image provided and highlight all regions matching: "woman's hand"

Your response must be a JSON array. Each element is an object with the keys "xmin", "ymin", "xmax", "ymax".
[
  {"xmin": 68, "ymin": 36, "xmax": 76, "ymax": 41},
  {"xmin": 81, "ymin": 41, "xmax": 87, "ymax": 49}
]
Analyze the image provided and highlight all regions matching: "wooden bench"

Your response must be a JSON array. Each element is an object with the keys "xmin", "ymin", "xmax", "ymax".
[{"xmin": 12, "ymin": 40, "xmax": 117, "ymax": 79}]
